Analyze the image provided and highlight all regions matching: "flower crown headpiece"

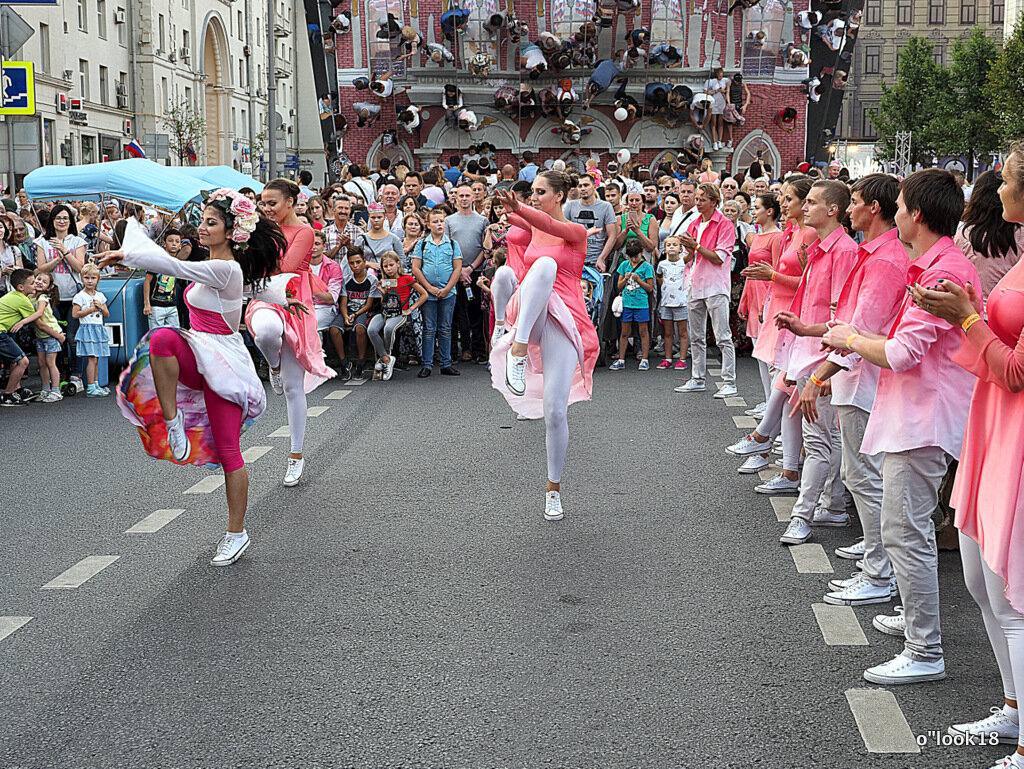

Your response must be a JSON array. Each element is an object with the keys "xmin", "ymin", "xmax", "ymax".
[{"xmin": 203, "ymin": 188, "xmax": 259, "ymax": 251}]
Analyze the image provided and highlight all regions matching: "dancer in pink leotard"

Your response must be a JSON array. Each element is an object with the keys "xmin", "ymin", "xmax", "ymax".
[
  {"xmin": 491, "ymin": 171, "xmax": 599, "ymax": 522},
  {"xmin": 488, "ymin": 180, "xmax": 533, "ymax": 349}
]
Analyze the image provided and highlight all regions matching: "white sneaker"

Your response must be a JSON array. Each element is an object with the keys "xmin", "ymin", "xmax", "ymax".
[
  {"xmin": 755, "ymin": 473, "xmax": 800, "ymax": 495},
  {"xmin": 863, "ymin": 652, "xmax": 946, "ymax": 685},
  {"xmin": 165, "ymin": 410, "xmax": 190, "ymax": 462},
  {"xmin": 516, "ymin": 413, "xmax": 540, "ymax": 421},
  {"xmin": 745, "ymin": 401, "xmax": 766, "ymax": 417},
  {"xmin": 726, "ymin": 434, "xmax": 771, "ymax": 456},
  {"xmin": 283, "ymin": 457, "xmax": 304, "ymax": 487},
  {"xmin": 772, "ymin": 436, "xmax": 783, "ymax": 455},
  {"xmin": 505, "ymin": 349, "xmax": 528, "ymax": 395},
  {"xmin": 780, "ymin": 517, "xmax": 811, "ymax": 545},
  {"xmin": 828, "ymin": 571, "xmax": 897, "ymax": 593},
  {"xmin": 872, "ymin": 606, "xmax": 906, "ymax": 637},
  {"xmin": 374, "ymin": 358, "xmax": 384, "ymax": 372},
  {"xmin": 823, "ymin": 573, "xmax": 895, "ymax": 606},
  {"xmin": 835, "ymin": 538, "xmax": 866, "ymax": 559},
  {"xmin": 544, "ymin": 490, "xmax": 564, "ymax": 521},
  {"xmin": 383, "ymin": 356, "xmax": 397, "ymax": 381},
  {"xmin": 211, "ymin": 530, "xmax": 250, "ymax": 567},
  {"xmin": 948, "ymin": 707, "xmax": 1020, "ymax": 745},
  {"xmin": 491, "ymin": 323, "xmax": 506, "ymax": 348},
  {"xmin": 674, "ymin": 379, "xmax": 705, "ymax": 393},
  {"xmin": 988, "ymin": 755, "xmax": 1024, "ymax": 769},
  {"xmin": 714, "ymin": 383, "xmax": 738, "ymax": 399},
  {"xmin": 737, "ymin": 453, "xmax": 770, "ymax": 474},
  {"xmin": 811, "ymin": 508, "xmax": 850, "ymax": 527},
  {"xmin": 269, "ymin": 366, "xmax": 284, "ymax": 395}
]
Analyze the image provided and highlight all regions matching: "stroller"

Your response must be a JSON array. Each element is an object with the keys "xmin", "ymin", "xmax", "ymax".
[{"xmin": 582, "ymin": 264, "xmax": 618, "ymax": 367}]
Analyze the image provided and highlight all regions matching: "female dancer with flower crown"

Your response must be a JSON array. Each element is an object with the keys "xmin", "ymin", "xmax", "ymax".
[
  {"xmin": 246, "ymin": 178, "xmax": 335, "ymax": 488},
  {"xmin": 490, "ymin": 171, "xmax": 599, "ymax": 522},
  {"xmin": 101, "ymin": 189, "xmax": 303, "ymax": 566}
]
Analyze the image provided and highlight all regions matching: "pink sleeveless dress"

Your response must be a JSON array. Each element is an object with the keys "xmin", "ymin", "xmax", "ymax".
[
  {"xmin": 245, "ymin": 223, "xmax": 334, "ymax": 392},
  {"xmin": 490, "ymin": 207, "xmax": 599, "ymax": 419},
  {"xmin": 953, "ymin": 258, "xmax": 1024, "ymax": 612}
]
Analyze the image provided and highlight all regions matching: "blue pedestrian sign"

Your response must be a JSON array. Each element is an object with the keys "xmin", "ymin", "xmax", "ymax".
[
  {"xmin": 0, "ymin": 1, "xmax": 58, "ymax": 5},
  {"xmin": 0, "ymin": 61, "xmax": 34, "ymax": 115}
]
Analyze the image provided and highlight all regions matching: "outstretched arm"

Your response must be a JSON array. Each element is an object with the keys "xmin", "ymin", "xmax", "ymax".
[{"xmin": 509, "ymin": 204, "xmax": 588, "ymax": 251}]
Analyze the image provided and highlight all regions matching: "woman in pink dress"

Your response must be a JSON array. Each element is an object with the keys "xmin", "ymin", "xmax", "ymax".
[
  {"xmin": 728, "ymin": 177, "xmax": 817, "ymax": 490},
  {"xmin": 488, "ymin": 180, "xmax": 533, "ymax": 348},
  {"xmin": 911, "ymin": 148, "xmax": 1024, "ymax": 767},
  {"xmin": 246, "ymin": 178, "xmax": 335, "ymax": 488},
  {"xmin": 491, "ymin": 171, "xmax": 599, "ymax": 522}
]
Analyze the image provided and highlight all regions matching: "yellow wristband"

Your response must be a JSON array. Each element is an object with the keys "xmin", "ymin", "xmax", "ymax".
[
  {"xmin": 810, "ymin": 375, "xmax": 825, "ymax": 388},
  {"xmin": 846, "ymin": 333, "xmax": 860, "ymax": 349},
  {"xmin": 770, "ymin": 270, "xmax": 776, "ymax": 281},
  {"xmin": 961, "ymin": 313, "xmax": 981, "ymax": 333}
]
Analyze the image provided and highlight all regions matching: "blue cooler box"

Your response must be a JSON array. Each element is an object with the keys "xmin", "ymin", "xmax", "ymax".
[{"xmin": 96, "ymin": 275, "xmax": 148, "ymax": 384}]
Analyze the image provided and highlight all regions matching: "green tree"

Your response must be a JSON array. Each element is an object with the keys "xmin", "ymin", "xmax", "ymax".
[
  {"xmin": 988, "ymin": 12, "xmax": 1024, "ymax": 144},
  {"xmin": 161, "ymin": 99, "xmax": 206, "ymax": 166},
  {"xmin": 929, "ymin": 26, "xmax": 1000, "ymax": 178},
  {"xmin": 869, "ymin": 37, "xmax": 944, "ymax": 169}
]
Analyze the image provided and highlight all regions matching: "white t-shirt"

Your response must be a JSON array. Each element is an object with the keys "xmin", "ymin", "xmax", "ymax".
[
  {"xmin": 0, "ymin": 245, "xmax": 19, "ymax": 291},
  {"xmin": 657, "ymin": 258, "xmax": 690, "ymax": 308},
  {"xmin": 35, "ymin": 234, "xmax": 88, "ymax": 300},
  {"xmin": 373, "ymin": 77, "xmax": 394, "ymax": 99},
  {"xmin": 72, "ymin": 289, "xmax": 107, "ymax": 324}
]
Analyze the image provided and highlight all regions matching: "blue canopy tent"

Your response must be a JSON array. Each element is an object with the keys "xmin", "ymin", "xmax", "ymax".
[
  {"xmin": 23, "ymin": 158, "xmax": 207, "ymax": 213},
  {"xmin": 174, "ymin": 165, "xmax": 265, "ymax": 194}
]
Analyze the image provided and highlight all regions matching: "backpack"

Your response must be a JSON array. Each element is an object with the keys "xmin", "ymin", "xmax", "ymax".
[{"xmin": 380, "ymin": 277, "xmax": 413, "ymax": 318}]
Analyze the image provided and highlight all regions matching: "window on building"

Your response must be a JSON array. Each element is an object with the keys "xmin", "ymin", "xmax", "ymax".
[
  {"xmin": 183, "ymin": 29, "xmax": 190, "ymax": 58},
  {"xmin": 862, "ymin": 105, "xmax": 879, "ymax": 139},
  {"xmin": 118, "ymin": 71, "xmax": 128, "ymax": 106},
  {"xmin": 929, "ymin": 0, "xmax": 946, "ymax": 23},
  {"xmin": 934, "ymin": 46, "xmax": 944, "ymax": 66},
  {"xmin": 184, "ymin": 86, "xmax": 192, "ymax": 105},
  {"xmin": 78, "ymin": 0, "xmax": 87, "ymax": 31},
  {"xmin": 864, "ymin": 46, "xmax": 881, "ymax": 75},
  {"xmin": 994, "ymin": 0, "xmax": 1006, "ymax": 23},
  {"xmin": 39, "ymin": 23, "xmax": 50, "ymax": 72},
  {"xmin": 237, "ymin": 10, "xmax": 243, "ymax": 39},
  {"xmin": 239, "ymin": 60, "xmax": 244, "ymax": 86},
  {"xmin": 79, "ymin": 59, "xmax": 89, "ymax": 99},
  {"xmin": 159, "ymin": 14, "xmax": 165, "ymax": 51},
  {"xmin": 232, "ymin": 107, "xmax": 237, "ymax": 134},
  {"xmin": 960, "ymin": 0, "xmax": 976, "ymax": 22},
  {"xmin": 161, "ymin": 76, "xmax": 168, "ymax": 109},
  {"xmin": 865, "ymin": 0, "xmax": 882, "ymax": 23},
  {"xmin": 897, "ymin": 0, "xmax": 914, "ymax": 24},
  {"xmin": 116, "ymin": 7, "xmax": 125, "ymax": 45},
  {"xmin": 97, "ymin": 0, "xmax": 106, "ymax": 38},
  {"xmin": 99, "ymin": 65, "xmax": 108, "ymax": 105},
  {"xmin": 82, "ymin": 135, "xmax": 95, "ymax": 164},
  {"xmin": 241, "ymin": 108, "xmax": 247, "ymax": 129}
]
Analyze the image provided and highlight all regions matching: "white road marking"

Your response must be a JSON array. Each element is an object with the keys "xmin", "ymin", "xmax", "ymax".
[
  {"xmin": 347, "ymin": 378, "xmax": 366, "ymax": 386},
  {"xmin": 268, "ymin": 425, "xmax": 291, "ymax": 438},
  {"xmin": 324, "ymin": 389, "xmax": 350, "ymax": 400},
  {"xmin": 812, "ymin": 603, "xmax": 869, "ymax": 646},
  {"xmin": 759, "ymin": 469, "xmax": 776, "ymax": 482},
  {"xmin": 724, "ymin": 397, "xmax": 747, "ymax": 407},
  {"xmin": 846, "ymin": 689, "xmax": 921, "ymax": 753},
  {"xmin": 125, "ymin": 508, "xmax": 186, "ymax": 534},
  {"xmin": 790, "ymin": 544, "xmax": 834, "ymax": 574},
  {"xmin": 708, "ymin": 368, "xmax": 723, "ymax": 377},
  {"xmin": 183, "ymin": 475, "xmax": 225, "ymax": 494},
  {"xmin": 733, "ymin": 416, "xmax": 758, "ymax": 429},
  {"xmin": 306, "ymin": 406, "xmax": 329, "ymax": 417},
  {"xmin": 42, "ymin": 556, "xmax": 120, "ymax": 589},
  {"xmin": 0, "ymin": 617, "xmax": 32, "ymax": 643},
  {"xmin": 241, "ymin": 445, "xmax": 273, "ymax": 463},
  {"xmin": 770, "ymin": 497, "xmax": 795, "ymax": 522}
]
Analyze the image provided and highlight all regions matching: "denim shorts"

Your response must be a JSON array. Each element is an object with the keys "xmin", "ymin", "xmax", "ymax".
[
  {"xmin": 0, "ymin": 331, "xmax": 26, "ymax": 362},
  {"xmin": 659, "ymin": 305, "xmax": 688, "ymax": 322},
  {"xmin": 329, "ymin": 312, "xmax": 369, "ymax": 331},
  {"xmin": 621, "ymin": 306, "xmax": 650, "ymax": 323},
  {"xmin": 35, "ymin": 336, "xmax": 61, "ymax": 354}
]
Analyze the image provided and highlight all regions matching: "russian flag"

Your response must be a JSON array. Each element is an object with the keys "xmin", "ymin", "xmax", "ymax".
[
  {"xmin": 185, "ymin": 144, "xmax": 197, "ymax": 164},
  {"xmin": 125, "ymin": 139, "xmax": 146, "ymax": 159}
]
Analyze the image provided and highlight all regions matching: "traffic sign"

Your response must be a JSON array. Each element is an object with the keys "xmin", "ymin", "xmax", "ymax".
[
  {"xmin": 0, "ymin": 1, "xmax": 58, "ymax": 5},
  {"xmin": 0, "ymin": 60, "xmax": 34, "ymax": 115}
]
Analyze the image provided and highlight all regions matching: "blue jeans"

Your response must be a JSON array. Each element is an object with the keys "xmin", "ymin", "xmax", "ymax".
[{"xmin": 421, "ymin": 294, "xmax": 456, "ymax": 369}]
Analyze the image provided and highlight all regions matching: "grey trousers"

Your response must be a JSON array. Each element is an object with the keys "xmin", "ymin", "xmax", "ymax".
[
  {"xmin": 687, "ymin": 293, "xmax": 735, "ymax": 384},
  {"xmin": 837, "ymin": 405, "xmax": 892, "ymax": 586},
  {"xmin": 880, "ymin": 446, "xmax": 950, "ymax": 662},
  {"xmin": 791, "ymin": 378, "xmax": 843, "ymax": 523}
]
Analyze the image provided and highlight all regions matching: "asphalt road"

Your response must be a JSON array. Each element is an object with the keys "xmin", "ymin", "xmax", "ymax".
[{"xmin": 0, "ymin": 354, "xmax": 1010, "ymax": 769}]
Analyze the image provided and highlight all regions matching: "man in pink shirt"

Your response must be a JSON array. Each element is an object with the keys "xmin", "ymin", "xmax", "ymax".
[
  {"xmin": 771, "ymin": 180, "xmax": 858, "ymax": 545},
  {"xmin": 825, "ymin": 169, "xmax": 980, "ymax": 686},
  {"xmin": 674, "ymin": 182, "xmax": 738, "ymax": 397}
]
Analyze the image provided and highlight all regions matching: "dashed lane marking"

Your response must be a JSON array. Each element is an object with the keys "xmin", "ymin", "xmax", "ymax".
[
  {"xmin": 759, "ymin": 469, "xmax": 776, "ymax": 482},
  {"xmin": 845, "ymin": 689, "xmax": 921, "ymax": 754},
  {"xmin": 0, "ymin": 617, "xmax": 32, "ymax": 643},
  {"xmin": 306, "ymin": 406, "xmax": 329, "ymax": 417},
  {"xmin": 733, "ymin": 416, "xmax": 758, "ymax": 429},
  {"xmin": 812, "ymin": 603, "xmax": 869, "ymax": 646},
  {"xmin": 241, "ymin": 445, "xmax": 273, "ymax": 463},
  {"xmin": 708, "ymin": 369, "xmax": 723, "ymax": 377},
  {"xmin": 770, "ymin": 497, "xmax": 795, "ymax": 522},
  {"xmin": 268, "ymin": 426, "xmax": 291, "ymax": 438},
  {"xmin": 324, "ymin": 389, "xmax": 351, "ymax": 400},
  {"xmin": 790, "ymin": 544, "xmax": 834, "ymax": 574},
  {"xmin": 346, "ymin": 378, "xmax": 366, "ymax": 386},
  {"xmin": 183, "ymin": 476, "xmax": 226, "ymax": 494},
  {"xmin": 724, "ymin": 397, "xmax": 747, "ymax": 407},
  {"xmin": 125, "ymin": 509, "xmax": 186, "ymax": 534},
  {"xmin": 41, "ymin": 556, "xmax": 120, "ymax": 589}
]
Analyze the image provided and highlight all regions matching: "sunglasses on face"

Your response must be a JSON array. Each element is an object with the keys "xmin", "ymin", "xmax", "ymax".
[{"xmin": 659, "ymin": 186, "xmax": 672, "ymax": 190}]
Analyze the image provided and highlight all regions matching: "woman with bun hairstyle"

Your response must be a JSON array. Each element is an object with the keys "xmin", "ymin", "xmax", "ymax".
[
  {"xmin": 247, "ymin": 178, "xmax": 335, "ymax": 489},
  {"xmin": 492, "ymin": 170, "xmax": 599, "ymax": 522},
  {"xmin": 100, "ymin": 190, "xmax": 298, "ymax": 566}
]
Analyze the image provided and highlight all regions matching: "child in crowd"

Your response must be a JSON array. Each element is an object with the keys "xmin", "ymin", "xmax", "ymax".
[
  {"xmin": 656, "ymin": 234, "xmax": 690, "ymax": 370},
  {"xmin": 370, "ymin": 251, "xmax": 429, "ymax": 381},
  {"xmin": 411, "ymin": 207, "xmax": 462, "ymax": 378},
  {"xmin": 611, "ymin": 239, "xmax": 654, "ymax": 370},
  {"xmin": 71, "ymin": 263, "xmax": 110, "ymax": 397},
  {"xmin": 143, "ymin": 228, "xmax": 182, "ymax": 330},
  {"xmin": 309, "ymin": 228, "xmax": 344, "ymax": 332},
  {"xmin": 477, "ymin": 245, "xmax": 508, "ymax": 353},
  {"xmin": 0, "ymin": 268, "xmax": 46, "ymax": 406},
  {"xmin": 585, "ymin": 158, "xmax": 603, "ymax": 187},
  {"xmin": 330, "ymin": 247, "xmax": 379, "ymax": 379},
  {"xmin": 32, "ymin": 271, "xmax": 66, "ymax": 402}
]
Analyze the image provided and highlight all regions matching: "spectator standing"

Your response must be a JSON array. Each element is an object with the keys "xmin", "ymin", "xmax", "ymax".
[
  {"xmin": 357, "ymin": 202, "xmax": 405, "ymax": 272},
  {"xmin": 562, "ymin": 173, "xmax": 618, "ymax": 272},
  {"xmin": 519, "ymin": 151, "xmax": 540, "ymax": 182},
  {"xmin": 412, "ymin": 208, "xmax": 463, "ymax": 377},
  {"xmin": 33, "ymin": 203, "xmax": 87, "ymax": 377},
  {"xmin": 445, "ymin": 185, "xmax": 489, "ymax": 362},
  {"xmin": 143, "ymin": 228, "xmax": 183, "ymax": 330},
  {"xmin": 71, "ymin": 263, "xmax": 110, "ymax": 397},
  {"xmin": 324, "ymin": 196, "xmax": 362, "ymax": 279},
  {"xmin": 655, "ymin": 234, "xmax": 690, "ymax": 370},
  {"xmin": 610, "ymin": 240, "xmax": 655, "ymax": 370}
]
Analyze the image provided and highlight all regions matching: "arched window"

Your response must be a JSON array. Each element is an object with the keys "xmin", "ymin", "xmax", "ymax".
[
  {"xmin": 742, "ymin": 0, "xmax": 787, "ymax": 76},
  {"xmin": 732, "ymin": 130, "xmax": 781, "ymax": 178}
]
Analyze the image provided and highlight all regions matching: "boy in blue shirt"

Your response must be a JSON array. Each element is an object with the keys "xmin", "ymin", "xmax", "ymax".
[{"xmin": 610, "ymin": 241, "xmax": 654, "ymax": 370}]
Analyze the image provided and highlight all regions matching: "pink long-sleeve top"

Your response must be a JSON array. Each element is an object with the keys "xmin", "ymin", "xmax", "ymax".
[
  {"xmin": 685, "ymin": 209, "xmax": 735, "ymax": 300},
  {"xmin": 828, "ymin": 227, "xmax": 911, "ymax": 412},
  {"xmin": 311, "ymin": 256, "xmax": 345, "ymax": 306},
  {"xmin": 860, "ymin": 236, "xmax": 981, "ymax": 457}
]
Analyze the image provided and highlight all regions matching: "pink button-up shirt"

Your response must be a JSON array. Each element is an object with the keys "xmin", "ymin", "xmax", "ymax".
[
  {"xmin": 311, "ymin": 256, "xmax": 345, "ymax": 307},
  {"xmin": 686, "ymin": 208, "xmax": 735, "ymax": 300},
  {"xmin": 828, "ymin": 228, "xmax": 911, "ymax": 412},
  {"xmin": 861, "ymin": 236, "xmax": 981, "ymax": 457},
  {"xmin": 784, "ymin": 225, "xmax": 859, "ymax": 380}
]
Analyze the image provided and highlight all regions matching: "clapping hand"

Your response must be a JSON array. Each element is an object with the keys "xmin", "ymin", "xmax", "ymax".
[{"xmin": 909, "ymin": 280, "xmax": 980, "ymax": 326}]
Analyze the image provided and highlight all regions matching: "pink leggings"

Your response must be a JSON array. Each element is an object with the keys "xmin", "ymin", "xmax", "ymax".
[{"xmin": 150, "ymin": 329, "xmax": 245, "ymax": 473}]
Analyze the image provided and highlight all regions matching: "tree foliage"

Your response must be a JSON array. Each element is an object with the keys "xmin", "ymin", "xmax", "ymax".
[
  {"xmin": 161, "ymin": 99, "xmax": 206, "ymax": 166},
  {"xmin": 988, "ymin": 13, "xmax": 1024, "ymax": 143},
  {"xmin": 930, "ymin": 26, "xmax": 1000, "ymax": 162}
]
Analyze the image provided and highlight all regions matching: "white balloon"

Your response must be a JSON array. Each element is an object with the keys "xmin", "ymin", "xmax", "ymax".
[
  {"xmin": 617, "ymin": 148, "xmax": 631, "ymax": 163},
  {"xmin": 614, "ymin": 107, "xmax": 628, "ymax": 122}
]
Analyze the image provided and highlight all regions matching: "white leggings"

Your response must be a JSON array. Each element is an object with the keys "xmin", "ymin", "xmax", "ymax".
[
  {"xmin": 756, "ymin": 355, "xmax": 772, "ymax": 403},
  {"xmin": 249, "ymin": 308, "xmax": 307, "ymax": 455},
  {"xmin": 961, "ymin": 531, "xmax": 1024, "ymax": 734},
  {"xmin": 755, "ymin": 370, "xmax": 803, "ymax": 472},
  {"xmin": 492, "ymin": 265, "xmax": 518, "ymax": 325},
  {"xmin": 513, "ymin": 256, "xmax": 578, "ymax": 484}
]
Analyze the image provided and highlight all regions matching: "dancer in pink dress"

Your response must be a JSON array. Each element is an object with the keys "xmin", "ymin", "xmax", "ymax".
[
  {"xmin": 491, "ymin": 171, "xmax": 599, "ymax": 522},
  {"xmin": 911, "ymin": 149, "xmax": 1024, "ymax": 765},
  {"xmin": 488, "ymin": 180, "xmax": 533, "ymax": 349},
  {"xmin": 246, "ymin": 178, "xmax": 335, "ymax": 488}
]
